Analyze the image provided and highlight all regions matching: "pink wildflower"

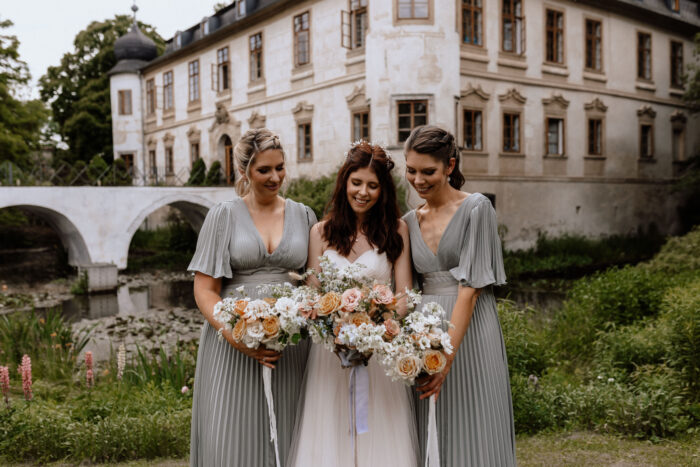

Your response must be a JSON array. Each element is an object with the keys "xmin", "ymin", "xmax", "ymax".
[
  {"xmin": 1, "ymin": 365, "xmax": 9, "ymax": 407},
  {"xmin": 181, "ymin": 385, "xmax": 189, "ymax": 394},
  {"xmin": 85, "ymin": 351, "xmax": 94, "ymax": 388},
  {"xmin": 18, "ymin": 355, "xmax": 32, "ymax": 401}
]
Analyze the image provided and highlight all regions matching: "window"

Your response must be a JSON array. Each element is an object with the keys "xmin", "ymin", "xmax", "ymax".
[
  {"xmin": 148, "ymin": 150, "xmax": 157, "ymax": 177},
  {"xmin": 202, "ymin": 19, "xmax": 210, "ymax": 36},
  {"xmin": 121, "ymin": 154, "xmax": 134, "ymax": 173},
  {"xmin": 165, "ymin": 147, "xmax": 174, "ymax": 174},
  {"xmin": 671, "ymin": 41, "xmax": 683, "ymax": 88},
  {"xmin": 352, "ymin": 110, "xmax": 370, "ymax": 141},
  {"xmin": 545, "ymin": 9, "xmax": 564, "ymax": 64},
  {"xmin": 503, "ymin": 112, "xmax": 520, "ymax": 152},
  {"xmin": 216, "ymin": 47, "xmax": 230, "ymax": 92},
  {"xmin": 190, "ymin": 143, "xmax": 200, "ymax": 166},
  {"xmin": 463, "ymin": 109, "xmax": 483, "ymax": 151},
  {"xmin": 249, "ymin": 32, "xmax": 263, "ymax": 81},
  {"xmin": 588, "ymin": 119, "xmax": 602, "ymax": 155},
  {"xmin": 353, "ymin": 0, "xmax": 368, "ymax": 48},
  {"xmin": 546, "ymin": 118, "xmax": 564, "ymax": 155},
  {"xmin": 237, "ymin": 0, "xmax": 246, "ymax": 16},
  {"xmin": 298, "ymin": 122, "xmax": 312, "ymax": 161},
  {"xmin": 163, "ymin": 71, "xmax": 173, "ymax": 111},
  {"xmin": 118, "ymin": 90, "xmax": 132, "ymax": 115},
  {"xmin": 585, "ymin": 19, "xmax": 602, "ymax": 71},
  {"xmin": 672, "ymin": 127, "xmax": 684, "ymax": 161},
  {"xmin": 188, "ymin": 60, "xmax": 200, "ymax": 102},
  {"xmin": 397, "ymin": 100, "xmax": 428, "ymax": 143},
  {"xmin": 640, "ymin": 124, "xmax": 654, "ymax": 158},
  {"xmin": 462, "ymin": 0, "xmax": 483, "ymax": 46},
  {"xmin": 671, "ymin": 0, "xmax": 680, "ymax": 12},
  {"xmin": 398, "ymin": 0, "xmax": 429, "ymax": 19},
  {"xmin": 294, "ymin": 12, "xmax": 310, "ymax": 67},
  {"xmin": 502, "ymin": 0, "xmax": 524, "ymax": 54},
  {"xmin": 146, "ymin": 79, "xmax": 155, "ymax": 115},
  {"xmin": 637, "ymin": 32, "xmax": 652, "ymax": 80}
]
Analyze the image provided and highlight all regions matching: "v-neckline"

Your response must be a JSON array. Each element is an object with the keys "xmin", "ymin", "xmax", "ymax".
[
  {"xmin": 323, "ymin": 248, "xmax": 378, "ymax": 265},
  {"xmin": 239, "ymin": 197, "xmax": 289, "ymax": 256},
  {"xmin": 415, "ymin": 193, "xmax": 475, "ymax": 258}
]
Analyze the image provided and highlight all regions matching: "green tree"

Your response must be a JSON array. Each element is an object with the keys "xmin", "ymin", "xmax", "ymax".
[
  {"xmin": 39, "ymin": 16, "xmax": 164, "ymax": 164},
  {"xmin": 683, "ymin": 32, "xmax": 700, "ymax": 113},
  {"xmin": 0, "ymin": 17, "xmax": 48, "ymax": 170},
  {"xmin": 187, "ymin": 158, "xmax": 207, "ymax": 186}
]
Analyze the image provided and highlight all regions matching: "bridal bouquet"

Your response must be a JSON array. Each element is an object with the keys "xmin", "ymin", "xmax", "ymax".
[
  {"xmin": 212, "ymin": 283, "xmax": 307, "ymax": 352},
  {"xmin": 376, "ymin": 302, "xmax": 454, "ymax": 385}
]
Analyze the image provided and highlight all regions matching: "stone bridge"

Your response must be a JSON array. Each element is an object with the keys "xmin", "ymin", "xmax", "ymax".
[{"xmin": 0, "ymin": 187, "xmax": 234, "ymax": 290}]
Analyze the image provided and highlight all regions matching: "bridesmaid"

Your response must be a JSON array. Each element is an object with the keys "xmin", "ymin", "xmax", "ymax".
[
  {"xmin": 402, "ymin": 126, "xmax": 516, "ymax": 466},
  {"xmin": 187, "ymin": 128, "xmax": 316, "ymax": 467}
]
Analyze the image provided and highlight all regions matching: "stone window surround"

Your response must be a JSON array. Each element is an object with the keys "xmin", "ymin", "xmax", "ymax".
[
  {"xmin": 163, "ymin": 132, "xmax": 175, "ymax": 175},
  {"xmin": 341, "ymin": 0, "xmax": 369, "ymax": 51},
  {"xmin": 293, "ymin": 11, "xmax": 311, "ymax": 69},
  {"xmin": 500, "ymin": 0, "xmax": 525, "ymax": 57},
  {"xmin": 391, "ymin": 93, "xmax": 432, "ymax": 146},
  {"xmin": 394, "ymin": 0, "xmax": 434, "ymax": 26},
  {"xmin": 583, "ymin": 16, "xmax": 604, "ymax": 74},
  {"xmin": 249, "ymin": 31, "xmax": 264, "ymax": 84},
  {"xmin": 293, "ymin": 101, "xmax": 314, "ymax": 162},
  {"xmin": 145, "ymin": 79, "xmax": 156, "ymax": 118},
  {"xmin": 187, "ymin": 126, "xmax": 202, "ymax": 168},
  {"xmin": 346, "ymin": 85, "xmax": 370, "ymax": 142},
  {"xmin": 543, "ymin": 6, "xmax": 566, "ymax": 66},
  {"xmin": 162, "ymin": 70, "xmax": 174, "ymax": 118},
  {"xmin": 542, "ymin": 93, "xmax": 569, "ymax": 158},
  {"xmin": 459, "ymin": 0, "xmax": 484, "ymax": 48},
  {"xmin": 188, "ymin": 59, "xmax": 201, "ymax": 112},
  {"xmin": 584, "ymin": 98, "xmax": 608, "ymax": 158},
  {"xmin": 637, "ymin": 105, "xmax": 656, "ymax": 161},
  {"xmin": 498, "ymin": 88, "xmax": 526, "ymax": 157},
  {"xmin": 117, "ymin": 89, "xmax": 132, "ymax": 116},
  {"xmin": 458, "ymin": 83, "xmax": 490, "ymax": 154},
  {"xmin": 670, "ymin": 110, "xmax": 687, "ymax": 162},
  {"xmin": 636, "ymin": 30, "xmax": 653, "ymax": 84}
]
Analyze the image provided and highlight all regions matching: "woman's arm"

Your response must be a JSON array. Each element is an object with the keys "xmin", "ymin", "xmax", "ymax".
[
  {"xmin": 416, "ymin": 285, "xmax": 482, "ymax": 400},
  {"xmin": 193, "ymin": 272, "xmax": 281, "ymax": 369},
  {"xmin": 305, "ymin": 222, "xmax": 325, "ymax": 289},
  {"xmin": 393, "ymin": 220, "xmax": 413, "ymax": 317}
]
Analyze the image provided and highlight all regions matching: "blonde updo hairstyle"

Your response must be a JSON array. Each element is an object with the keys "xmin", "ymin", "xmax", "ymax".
[{"xmin": 233, "ymin": 128, "xmax": 285, "ymax": 196}]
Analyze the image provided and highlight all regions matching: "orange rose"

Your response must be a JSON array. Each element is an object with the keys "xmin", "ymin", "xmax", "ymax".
[
  {"xmin": 333, "ymin": 322, "xmax": 344, "ymax": 336},
  {"xmin": 349, "ymin": 312, "xmax": 372, "ymax": 327},
  {"xmin": 263, "ymin": 297, "xmax": 277, "ymax": 306},
  {"xmin": 423, "ymin": 350, "xmax": 447, "ymax": 375},
  {"xmin": 233, "ymin": 299, "xmax": 248, "ymax": 316},
  {"xmin": 231, "ymin": 319, "xmax": 247, "ymax": 341},
  {"xmin": 316, "ymin": 292, "xmax": 342, "ymax": 316},
  {"xmin": 262, "ymin": 316, "xmax": 281, "ymax": 338},
  {"xmin": 383, "ymin": 319, "xmax": 400, "ymax": 341}
]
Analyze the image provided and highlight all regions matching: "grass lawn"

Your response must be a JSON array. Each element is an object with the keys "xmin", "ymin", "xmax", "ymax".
[{"xmin": 8, "ymin": 431, "xmax": 699, "ymax": 466}]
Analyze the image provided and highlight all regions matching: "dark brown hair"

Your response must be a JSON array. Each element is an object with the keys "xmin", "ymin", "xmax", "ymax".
[
  {"xmin": 322, "ymin": 141, "xmax": 403, "ymax": 263},
  {"xmin": 403, "ymin": 125, "xmax": 465, "ymax": 189}
]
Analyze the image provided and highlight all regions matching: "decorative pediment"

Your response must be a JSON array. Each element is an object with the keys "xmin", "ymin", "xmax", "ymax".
[
  {"xmin": 498, "ymin": 88, "xmax": 527, "ymax": 105},
  {"xmin": 186, "ymin": 126, "xmax": 201, "ymax": 142},
  {"xmin": 292, "ymin": 101, "xmax": 314, "ymax": 121},
  {"xmin": 248, "ymin": 111, "xmax": 267, "ymax": 129},
  {"xmin": 460, "ymin": 83, "xmax": 491, "ymax": 102},
  {"xmin": 163, "ymin": 132, "xmax": 175, "ymax": 147},
  {"xmin": 146, "ymin": 137, "xmax": 157, "ymax": 148},
  {"xmin": 542, "ymin": 93, "xmax": 570, "ymax": 109},
  {"xmin": 637, "ymin": 105, "xmax": 657, "ymax": 119},
  {"xmin": 209, "ymin": 103, "xmax": 240, "ymax": 133},
  {"xmin": 670, "ymin": 110, "xmax": 687, "ymax": 124},
  {"xmin": 346, "ymin": 85, "xmax": 370, "ymax": 110},
  {"xmin": 584, "ymin": 98, "xmax": 608, "ymax": 113},
  {"xmin": 214, "ymin": 102, "xmax": 230, "ymax": 125}
]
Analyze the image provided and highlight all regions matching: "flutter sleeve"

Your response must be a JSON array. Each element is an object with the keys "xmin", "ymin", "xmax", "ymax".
[
  {"xmin": 305, "ymin": 205, "xmax": 318, "ymax": 230},
  {"xmin": 187, "ymin": 202, "xmax": 233, "ymax": 278},
  {"xmin": 449, "ymin": 197, "xmax": 507, "ymax": 289}
]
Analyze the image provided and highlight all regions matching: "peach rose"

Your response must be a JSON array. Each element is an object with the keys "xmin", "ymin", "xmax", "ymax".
[
  {"xmin": 349, "ymin": 312, "xmax": 372, "ymax": 327},
  {"xmin": 341, "ymin": 288, "xmax": 363, "ymax": 312},
  {"xmin": 298, "ymin": 298, "xmax": 317, "ymax": 318},
  {"xmin": 233, "ymin": 299, "xmax": 248, "ymax": 316},
  {"xmin": 372, "ymin": 284, "xmax": 396, "ymax": 308},
  {"xmin": 316, "ymin": 291, "xmax": 342, "ymax": 316},
  {"xmin": 231, "ymin": 319, "xmax": 247, "ymax": 341},
  {"xmin": 262, "ymin": 316, "xmax": 281, "ymax": 338},
  {"xmin": 396, "ymin": 355, "xmax": 422, "ymax": 379},
  {"xmin": 383, "ymin": 319, "xmax": 400, "ymax": 341},
  {"xmin": 263, "ymin": 297, "xmax": 277, "ymax": 307},
  {"xmin": 423, "ymin": 349, "xmax": 447, "ymax": 375}
]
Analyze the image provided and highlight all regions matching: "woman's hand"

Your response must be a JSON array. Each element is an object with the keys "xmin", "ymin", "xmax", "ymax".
[
  {"xmin": 221, "ymin": 329, "xmax": 281, "ymax": 369},
  {"xmin": 415, "ymin": 352, "xmax": 455, "ymax": 400}
]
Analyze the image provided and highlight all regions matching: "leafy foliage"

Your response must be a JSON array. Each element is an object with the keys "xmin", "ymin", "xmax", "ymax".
[
  {"xmin": 283, "ymin": 174, "xmax": 336, "ymax": 220},
  {"xmin": 205, "ymin": 160, "xmax": 223, "ymax": 186},
  {"xmin": 187, "ymin": 158, "xmax": 207, "ymax": 186},
  {"xmin": 683, "ymin": 32, "xmax": 700, "ymax": 113},
  {"xmin": 39, "ymin": 16, "xmax": 164, "ymax": 163}
]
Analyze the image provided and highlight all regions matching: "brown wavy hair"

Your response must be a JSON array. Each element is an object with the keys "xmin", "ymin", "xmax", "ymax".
[
  {"xmin": 322, "ymin": 141, "xmax": 404, "ymax": 263},
  {"xmin": 403, "ymin": 125, "xmax": 465, "ymax": 189}
]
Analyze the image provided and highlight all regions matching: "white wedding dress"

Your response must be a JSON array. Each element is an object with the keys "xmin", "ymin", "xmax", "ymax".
[{"xmin": 287, "ymin": 249, "xmax": 419, "ymax": 467}]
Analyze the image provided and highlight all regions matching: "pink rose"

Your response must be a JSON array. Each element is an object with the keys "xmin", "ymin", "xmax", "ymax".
[
  {"xmin": 372, "ymin": 284, "xmax": 396, "ymax": 308},
  {"xmin": 341, "ymin": 288, "xmax": 363, "ymax": 312},
  {"xmin": 383, "ymin": 319, "xmax": 400, "ymax": 341}
]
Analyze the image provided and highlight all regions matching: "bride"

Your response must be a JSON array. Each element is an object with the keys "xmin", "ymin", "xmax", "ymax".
[{"xmin": 288, "ymin": 141, "xmax": 419, "ymax": 466}]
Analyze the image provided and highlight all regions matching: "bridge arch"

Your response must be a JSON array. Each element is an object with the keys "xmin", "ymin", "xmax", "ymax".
[{"xmin": 1, "ymin": 204, "xmax": 91, "ymax": 266}]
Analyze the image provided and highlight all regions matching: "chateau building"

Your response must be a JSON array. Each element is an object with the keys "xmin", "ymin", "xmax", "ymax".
[{"xmin": 109, "ymin": 0, "xmax": 700, "ymax": 248}]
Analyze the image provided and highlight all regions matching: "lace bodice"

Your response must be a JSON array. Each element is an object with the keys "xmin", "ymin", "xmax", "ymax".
[{"xmin": 322, "ymin": 249, "xmax": 393, "ymax": 285}]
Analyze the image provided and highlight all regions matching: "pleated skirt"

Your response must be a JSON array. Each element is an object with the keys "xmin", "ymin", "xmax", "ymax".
[
  {"xmin": 416, "ymin": 287, "xmax": 516, "ymax": 467},
  {"xmin": 189, "ymin": 281, "xmax": 310, "ymax": 467}
]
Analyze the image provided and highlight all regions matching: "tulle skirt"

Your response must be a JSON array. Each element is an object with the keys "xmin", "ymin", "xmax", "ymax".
[{"xmin": 287, "ymin": 343, "xmax": 419, "ymax": 467}]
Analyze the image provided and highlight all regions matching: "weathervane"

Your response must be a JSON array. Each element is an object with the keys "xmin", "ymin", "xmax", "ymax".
[{"xmin": 131, "ymin": 1, "xmax": 139, "ymax": 25}]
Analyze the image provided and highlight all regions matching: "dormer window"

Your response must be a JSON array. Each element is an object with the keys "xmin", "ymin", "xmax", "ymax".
[
  {"xmin": 237, "ymin": 0, "xmax": 246, "ymax": 17},
  {"xmin": 201, "ymin": 19, "xmax": 210, "ymax": 36},
  {"xmin": 175, "ymin": 31, "xmax": 182, "ymax": 49},
  {"xmin": 671, "ymin": 0, "xmax": 680, "ymax": 12}
]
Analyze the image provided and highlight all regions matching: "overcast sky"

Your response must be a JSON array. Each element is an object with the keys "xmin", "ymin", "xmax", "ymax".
[{"xmin": 3, "ymin": 0, "xmax": 217, "ymax": 99}]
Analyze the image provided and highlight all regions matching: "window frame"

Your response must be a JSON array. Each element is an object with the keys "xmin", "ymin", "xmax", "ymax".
[
  {"xmin": 188, "ymin": 60, "xmax": 200, "ymax": 103},
  {"xmin": 118, "ymin": 90, "xmax": 132, "ymax": 116},
  {"xmin": 461, "ymin": 0, "xmax": 483, "ymax": 47},
  {"xmin": 639, "ymin": 123, "xmax": 654, "ymax": 159},
  {"xmin": 463, "ymin": 108, "xmax": 484, "ymax": 151},
  {"xmin": 670, "ymin": 40, "xmax": 684, "ymax": 89},
  {"xmin": 397, "ymin": 99, "xmax": 429, "ymax": 143},
  {"xmin": 502, "ymin": 111, "xmax": 521, "ymax": 153},
  {"xmin": 249, "ymin": 32, "xmax": 264, "ymax": 82},
  {"xmin": 351, "ymin": 0, "xmax": 368, "ymax": 49},
  {"xmin": 165, "ymin": 147, "xmax": 174, "ymax": 175},
  {"xmin": 544, "ymin": 117, "xmax": 565, "ymax": 156},
  {"xmin": 587, "ymin": 118, "xmax": 603, "ymax": 156},
  {"xmin": 545, "ymin": 8, "xmax": 565, "ymax": 65},
  {"xmin": 190, "ymin": 142, "xmax": 200, "ymax": 167},
  {"xmin": 297, "ymin": 121, "xmax": 313, "ymax": 162},
  {"xmin": 584, "ymin": 18, "xmax": 603, "ymax": 72},
  {"xmin": 146, "ymin": 79, "xmax": 156, "ymax": 116},
  {"xmin": 163, "ymin": 71, "xmax": 174, "ymax": 112},
  {"xmin": 216, "ymin": 46, "xmax": 230, "ymax": 92},
  {"xmin": 352, "ymin": 109, "xmax": 370, "ymax": 142},
  {"xmin": 396, "ymin": 0, "xmax": 431, "ymax": 21},
  {"xmin": 501, "ymin": 0, "xmax": 525, "ymax": 55},
  {"xmin": 637, "ymin": 31, "xmax": 652, "ymax": 81},
  {"xmin": 293, "ymin": 11, "xmax": 311, "ymax": 67}
]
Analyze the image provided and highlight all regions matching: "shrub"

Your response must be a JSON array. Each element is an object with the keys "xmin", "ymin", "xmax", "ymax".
[
  {"xmin": 593, "ymin": 320, "xmax": 668, "ymax": 374},
  {"xmin": 498, "ymin": 300, "xmax": 550, "ymax": 378},
  {"xmin": 284, "ymin": 174, "xmax": 336, "ymax": 220},
  {"xmin": 205, "ymin": 160, "xmax": 223, "ymax": 186},
  {"xmin": 187, "ymin": 158, "xmax": 206, "ymax": 186},
  {"xmin": 644, "ymin": 225, "xmax": 700, "ymax": 275}
]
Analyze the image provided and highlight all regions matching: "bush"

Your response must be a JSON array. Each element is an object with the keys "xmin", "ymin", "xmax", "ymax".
[
  {"xmin": 187, "ymin": 158, "xmax": 206, "ymax": 186},
  {"xmin": 593, "ymin": 320, "xmax": 668, "ymax": 374},
  {"xmin": 205, "ymin": 160, "xmax": 223, "ymax": 186},
  {"xmin": 284, "ymin": 174, "xmax": 336, "ymax": 220},
  {"xmin": 644, "ymin": 225, "xmax": 700, "ymax": 275},
  {"xmin": 498, "ymin": 300, "xmax": 550, "ymax": 378}
]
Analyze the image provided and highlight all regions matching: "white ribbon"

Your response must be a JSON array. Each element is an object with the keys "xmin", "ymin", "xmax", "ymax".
[
  {"xmin": 425, "ymin": 395, "xmax": 440, "ymax": 467},
  {"xmin": 262, "ymin": 366, "xmax": 281, "ymax": 467}
]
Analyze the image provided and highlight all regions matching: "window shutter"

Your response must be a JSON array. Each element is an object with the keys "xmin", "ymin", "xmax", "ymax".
[
  {"xmin": 520, "ymin": 15, "xmax": 526, "ymax": 54},
  {"xmin": 341, "ymin": 10, "xmax": 351, "ymax": 49},
  {"xmin": 211, "ymin": 63, "xmax": 218, "ymax": 91}
]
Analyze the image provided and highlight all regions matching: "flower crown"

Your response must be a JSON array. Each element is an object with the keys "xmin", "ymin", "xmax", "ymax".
[{"xmin": 343, "ymin": 140, "xmax": 394, "ymax": 169}]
